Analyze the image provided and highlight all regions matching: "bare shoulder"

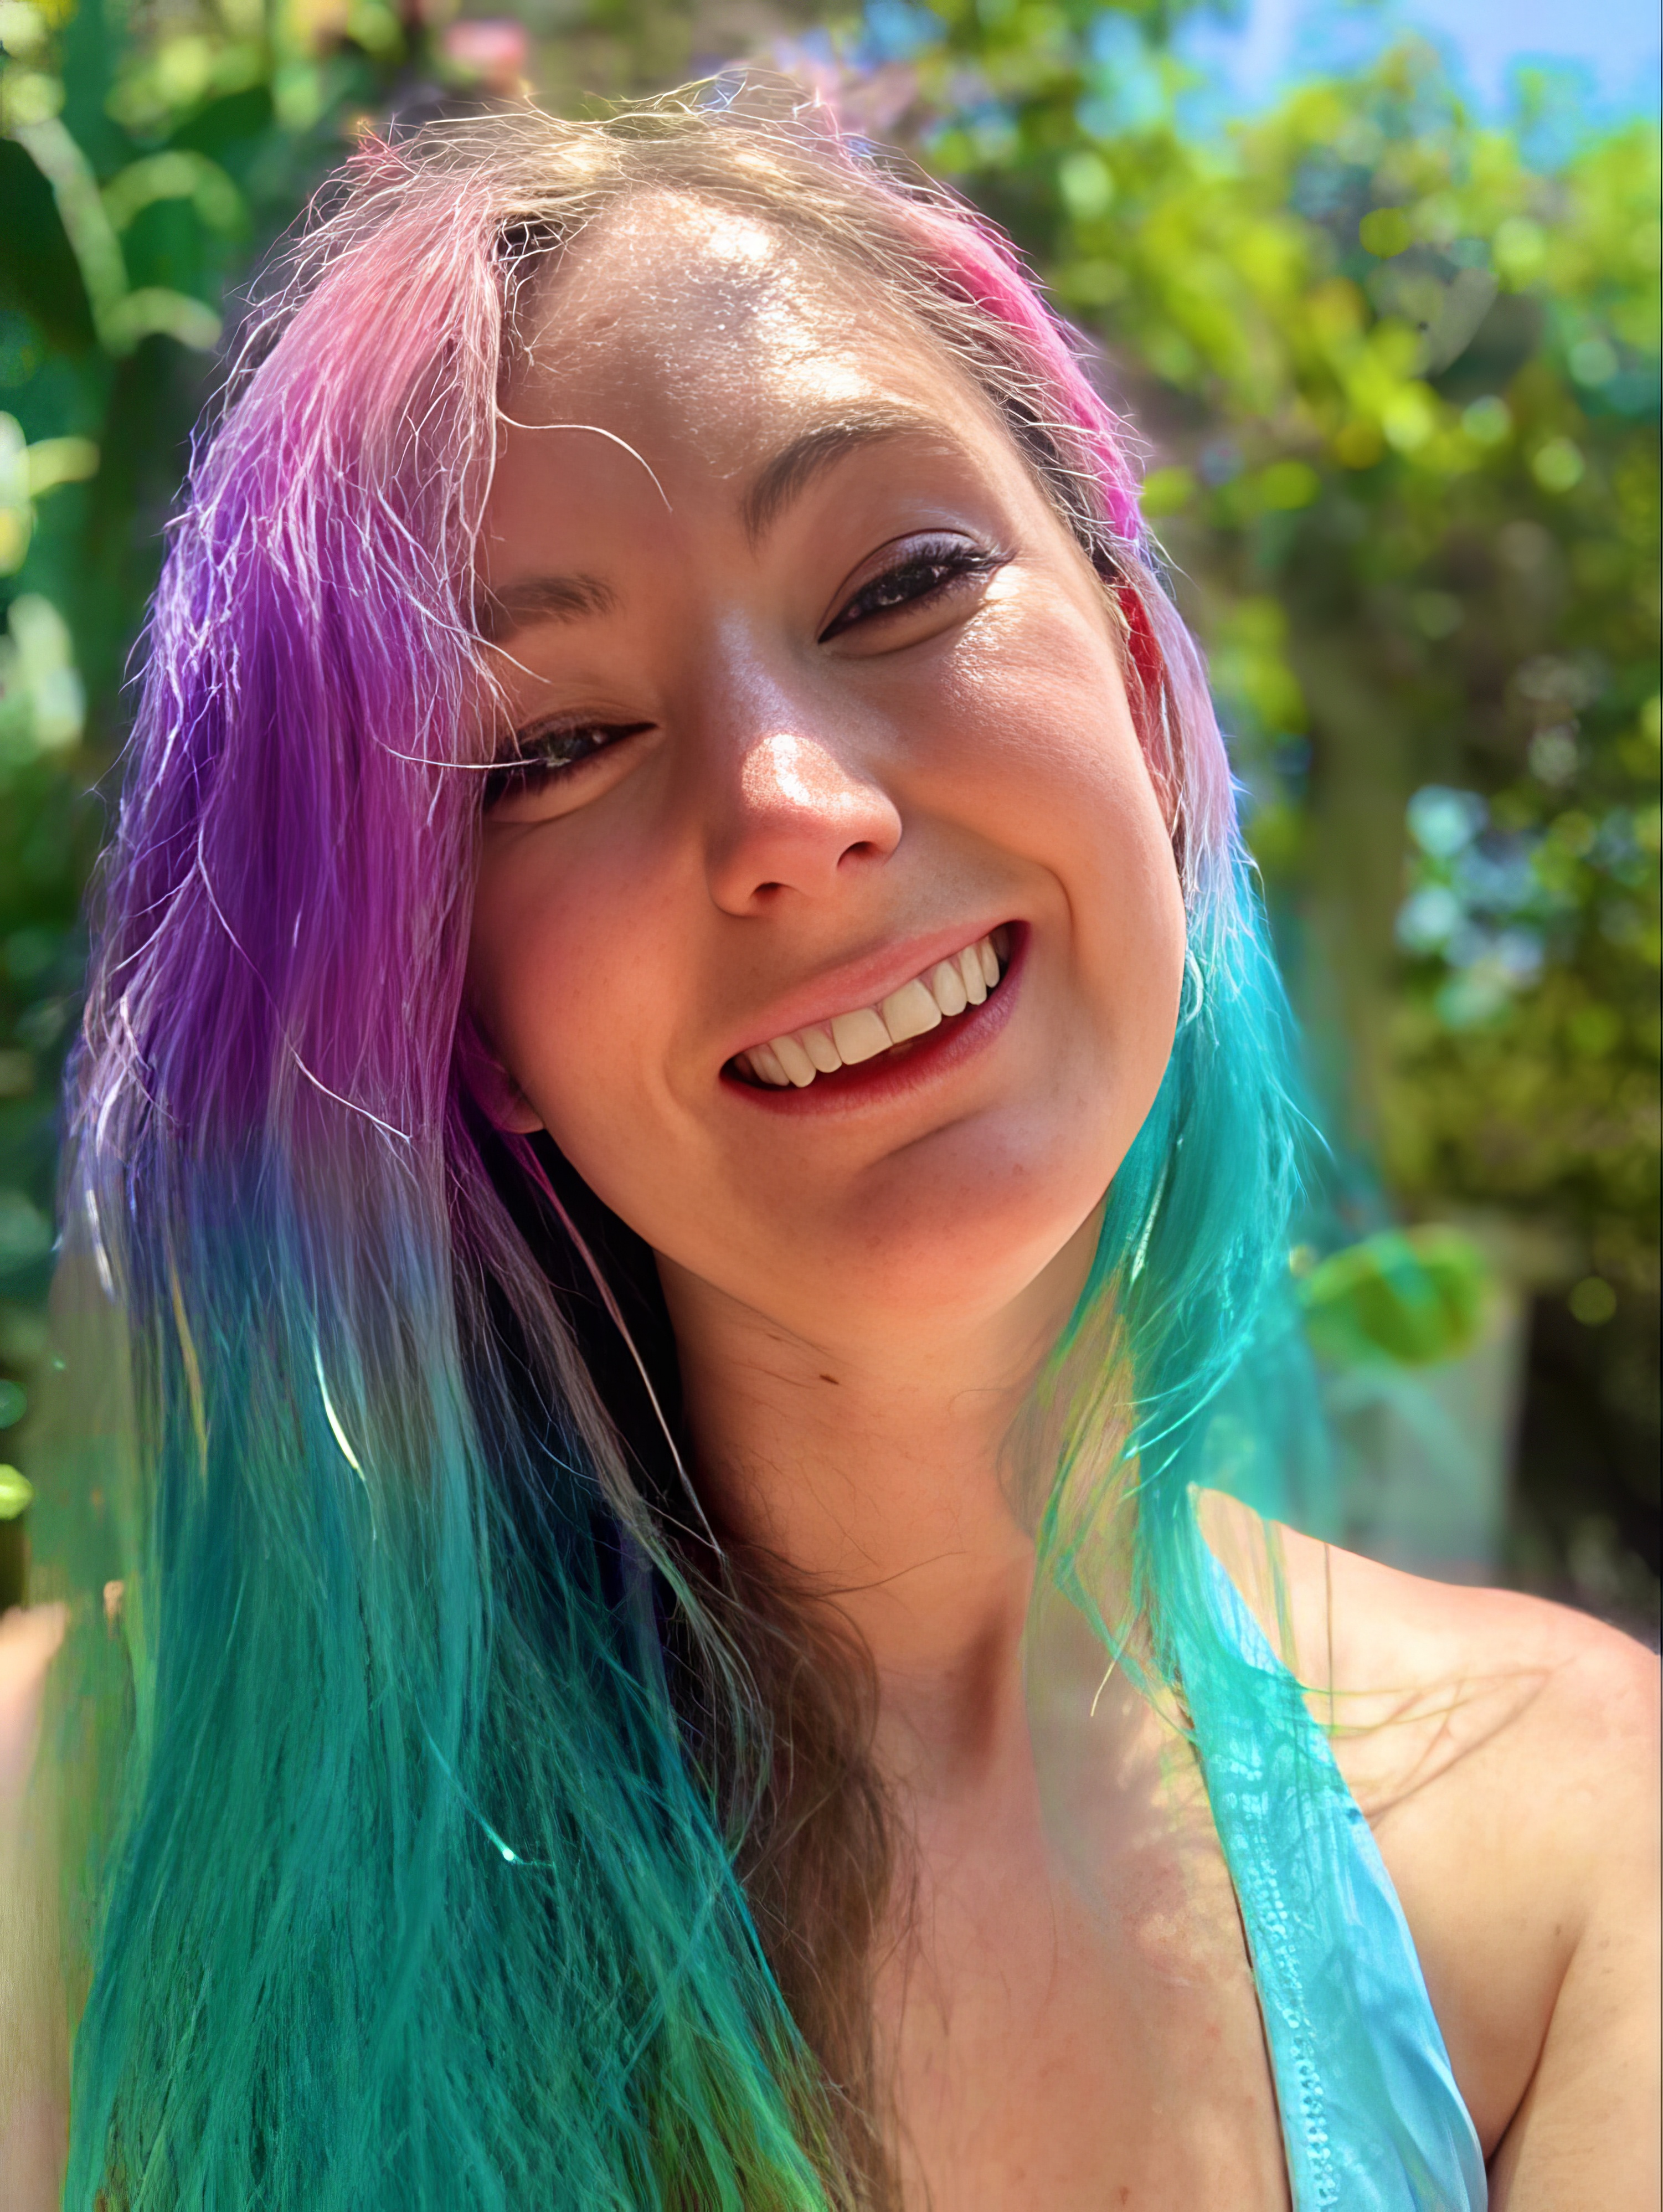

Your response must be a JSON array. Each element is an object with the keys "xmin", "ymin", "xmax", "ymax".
[
  {"xmin": 1196, "ymin": 1488, "xmax": 1656, "ymax": 1819},
  {"xmin": 0, "ymin": 1603, "xmax": 68, "ymax": 1809},
  {"xmin": 1199, "ymin": 1489, "xmax": 1660, "ymax": 2189},
  {"xmin": 1, "ymin": 1604, "xmax": 71, "ymax": 2211}
]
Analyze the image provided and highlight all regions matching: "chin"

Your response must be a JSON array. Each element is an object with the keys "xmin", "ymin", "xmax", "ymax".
[{"xmin": 749, "ymin": 1114, "xmax": 1124, "ymax": 1335}]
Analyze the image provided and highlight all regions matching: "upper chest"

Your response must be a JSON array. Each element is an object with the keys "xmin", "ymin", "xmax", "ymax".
[{"xmin": 874, "ymin": 1719, "xmax": 1291, "ymax": 2211}]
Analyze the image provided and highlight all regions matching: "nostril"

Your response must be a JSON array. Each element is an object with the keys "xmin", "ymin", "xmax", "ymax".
[{"xmin": 710, "ymin": 735, "xmax": 903, "ymax": 910}]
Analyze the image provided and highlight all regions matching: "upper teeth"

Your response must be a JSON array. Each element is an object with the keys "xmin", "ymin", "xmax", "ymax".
[{"xmin": 737, "ymin": 932, "xmax": 1007, "ymax": 1089}]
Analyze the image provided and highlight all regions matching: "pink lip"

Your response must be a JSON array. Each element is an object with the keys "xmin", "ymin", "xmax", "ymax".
[
  {"xmin": 725, "ymin": 919, "xmax": 1022, "ymax": 1065},
  {"xmin": 722, "ymin": 923, "xmax": 1027, "ymax": 1116}
]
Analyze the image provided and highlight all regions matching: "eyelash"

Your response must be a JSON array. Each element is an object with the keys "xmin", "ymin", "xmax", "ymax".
[
  {"xmin": 483, "ymin": 723, "xmax": 650, "ymax": 810},
  {"xmin": 485, "ymin": 537, "xmax": 1004, "ymax": 808},
  {"xmin": 818, "ymin": 535, "xmax": 1006, "ymax": 642}
]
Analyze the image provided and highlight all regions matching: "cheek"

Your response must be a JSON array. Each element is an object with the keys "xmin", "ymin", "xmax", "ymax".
[
  {"xmin": 468, "ymin": 820, "xmax": 686, "ymax": 1138},
  {"xmin": 923, "ymin": 623, "xmax": 1187, "ymax": 1050},
  {"xmin": 922, "ymin": 596, "xmax": 1154, "ymax": 825}
]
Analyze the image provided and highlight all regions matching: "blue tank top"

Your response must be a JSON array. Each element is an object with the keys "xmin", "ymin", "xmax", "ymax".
[{"xmin": 1184, "ymin": 1553, "xmax": 1489, "ymax": 2212}]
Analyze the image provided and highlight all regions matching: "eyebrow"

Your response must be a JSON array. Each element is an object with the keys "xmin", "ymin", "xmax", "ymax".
[
  {"xmin": 739, "ymin": 405, "xmax": 959, "ymax": 546},
  {"xmin": 477, "ymin": 407, "xmax": 964, "ymax": 642},
  {"xmin": 475, "ymin": 570, "xmax": 618, "ymax": 645}
]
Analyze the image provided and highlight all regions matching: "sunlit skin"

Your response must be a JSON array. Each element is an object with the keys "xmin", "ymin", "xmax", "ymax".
[{"xmin": 465, "ymin": 196, "xmax": 1657, "ymax": 2206}]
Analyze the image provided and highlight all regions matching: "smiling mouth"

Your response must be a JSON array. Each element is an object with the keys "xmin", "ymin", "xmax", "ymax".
[{"xmin": 731, "ymin": 925, "xmax": 1014, "ymax": 1090}]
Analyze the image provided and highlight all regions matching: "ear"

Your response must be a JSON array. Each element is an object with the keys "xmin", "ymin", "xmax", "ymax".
[
  {"xmin": 1115, "ymin": 580, "xmax": 1165, "ymax": 704},
  {"xmin": 455, "ymin": 1016, "xmax": 544, "ymax": 1134},
  {"xmin": 1114, "ymin": 582, "xmax": 1182, "ymax": 839},
  {"xmin": 485, "ymin": 1073, "xmax": 545, "ymax": 1136}
]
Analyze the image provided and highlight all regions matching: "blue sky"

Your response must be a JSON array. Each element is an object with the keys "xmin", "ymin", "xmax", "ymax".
[{"xmin": 1178, "ymin": 0, "xmax": 1661, "ymax": 122}]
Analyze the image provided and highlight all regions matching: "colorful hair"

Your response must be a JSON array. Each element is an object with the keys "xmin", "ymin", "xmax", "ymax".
[{"xmin": 32, "ymin": 91, "xmax": 1316, "ymax": 2210}]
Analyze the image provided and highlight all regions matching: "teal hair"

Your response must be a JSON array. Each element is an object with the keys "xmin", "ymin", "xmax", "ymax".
[
  {"xmin": 1040, "ymin": 855, "xmax": 1318, "ymax": 1674},
  {"xmin": 30, "ymin": 96, "xmax": 1322, "ymax": 2210}
]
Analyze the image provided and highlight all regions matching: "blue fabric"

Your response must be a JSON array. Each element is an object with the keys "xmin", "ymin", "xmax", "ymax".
[{"xmin": 1184, "ymin": 1552, "xmax": 1489, "ymax": 2212}]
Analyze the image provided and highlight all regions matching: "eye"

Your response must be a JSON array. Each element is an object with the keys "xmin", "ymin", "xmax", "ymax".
[
  {"xmin": 483, "ymin": 721, "xmax": 653, "ymax": 812},
  {"xmin": 820, "ymin": 534, "xmax": 1007, "ymax": 644}
]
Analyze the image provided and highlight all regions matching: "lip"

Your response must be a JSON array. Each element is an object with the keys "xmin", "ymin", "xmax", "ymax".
[
  {"xmin": 725, "ymin": 919, "xmax": 1021, "ymax": 1065},
  {"xmin": 722, "ymin": 922, "xmax": 1027, "ymax": 1115}
]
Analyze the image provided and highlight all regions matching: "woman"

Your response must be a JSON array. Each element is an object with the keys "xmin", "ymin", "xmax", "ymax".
[{"xmin": 7, "ymin": 93, "xmax": 1657, "ymax": 2210}]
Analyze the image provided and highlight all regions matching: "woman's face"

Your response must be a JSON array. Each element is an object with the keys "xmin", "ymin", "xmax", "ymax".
[{"xmin": 467, "ymin": 197, "xmax": 1186, "ymax": 1354}]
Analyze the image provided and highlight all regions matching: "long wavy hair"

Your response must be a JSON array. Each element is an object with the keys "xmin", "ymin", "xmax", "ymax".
[{"xmin": 33, "ymin": 91, "xmax": 1312, "ymax": 2211}]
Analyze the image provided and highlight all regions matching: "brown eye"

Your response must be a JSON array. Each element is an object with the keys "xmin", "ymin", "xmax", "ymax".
[
  {"xmin": 820, "ymin": 536, "xmax": 1006, "ymax": 642},
  {"xmin": 483, "ymin": 723, "xmax": 652, "ymax": 811}
]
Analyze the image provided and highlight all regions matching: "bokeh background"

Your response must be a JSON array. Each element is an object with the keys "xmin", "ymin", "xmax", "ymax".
[{"xmin": 1, "ymin": 0, "xmax": 1657, "ymax": 1633}]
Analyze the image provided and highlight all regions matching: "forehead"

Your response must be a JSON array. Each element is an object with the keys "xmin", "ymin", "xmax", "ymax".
[{"xmin": 503, "ymin": 191, "xmax": 999, "ymax": 478}]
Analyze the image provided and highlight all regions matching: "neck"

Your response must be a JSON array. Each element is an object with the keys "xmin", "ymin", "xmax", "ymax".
[{"xmin": 657, "ymin": 1213, "xmax": 1100, "ymax": 1797}]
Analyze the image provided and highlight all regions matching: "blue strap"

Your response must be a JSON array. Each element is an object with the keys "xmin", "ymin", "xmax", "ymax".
[{"xmin": 1182, "ymin": 1553, "xmax": 1489, "ymax": 2212}]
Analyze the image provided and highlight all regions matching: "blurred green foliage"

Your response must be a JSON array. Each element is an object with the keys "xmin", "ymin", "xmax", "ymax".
[
  {"xmin": 1299, "ymin": 1225, "xmax": 1490, "ymax": 1371},
  {"xmin": 0, "ymin": 0, "xmax": 1657, "ymax": 1616}
]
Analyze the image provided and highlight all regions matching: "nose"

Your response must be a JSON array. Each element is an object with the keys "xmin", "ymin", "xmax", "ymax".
[{"xmin": 705, "ymin": 727, "xmax": 903, "ymax": 914}]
